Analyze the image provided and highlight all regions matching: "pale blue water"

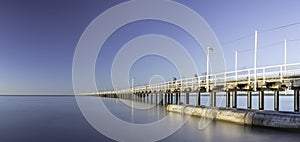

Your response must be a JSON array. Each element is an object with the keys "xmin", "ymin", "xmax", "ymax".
[{"xmin": 0, "ymin": 96, "xmax": 299, "ymax": 142}]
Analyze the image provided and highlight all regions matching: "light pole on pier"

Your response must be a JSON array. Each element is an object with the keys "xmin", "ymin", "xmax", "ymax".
[
  {"xmin": 235, "ymin": 49, "xmax": 238, "ymax": 81},
  {"xmin": 206, "ymin": 47, "xmax": 213, "ymax": 92},
  {"xmin": 254, "ymin": 30, "xmax": 258, "ymax": 91},
  {"xmin": 284, "ymin": 39, "xmax": 287, "ymax": 73}
]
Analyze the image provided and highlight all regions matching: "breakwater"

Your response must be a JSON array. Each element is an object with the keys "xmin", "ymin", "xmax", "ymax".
[{"xmin": 167, "ymin": 105, "xmax": 300, "ymax": 128}]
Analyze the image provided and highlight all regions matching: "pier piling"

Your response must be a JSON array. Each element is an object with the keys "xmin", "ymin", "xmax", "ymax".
[
  {"xmin": 196, "ymin": 91, "xmax": 201, "ymax": 106},
  {"xmin": 185, "ymin": 92, "xmax": 189, "ymax": 104},
  {"xmin": 274, "ymin": 91, "xmax": 279, "ymax": 111},
  {"xmin": 210, "ymin": 91, "xmax": 216, "ymax": 107},
  {"xmin": 259, "ymin": 91, "xmax": 264, "ymax": 110},
  {"xmin": 232, "ymin": 91, "xmax": 237, "ymax": 108},
  {"xmin": 226, "ymin": 91, "xmax": 230, "ymax": 108},
  {"xmin": 247, "ymin": 91, "xmax": 252, "ymax": 109},
  {"xmin": 294, "ymin": 90, "xmax": 299, "ymax": 112}
]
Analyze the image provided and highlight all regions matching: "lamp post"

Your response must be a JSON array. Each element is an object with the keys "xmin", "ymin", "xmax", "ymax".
[
  {"xmin": 206, "ymin": 47, "xmax": 213, "ymax": 92},
  {"xmin": 284, "ymin": 39, "xmax": 287, "ymax": 74},
  {"xmin": 254, "ymin": 30, "xmax": 258, "ymax": 91},
  {"xmin": 235, "ymin": 49, "xmax": 238, "ymax": 81}
]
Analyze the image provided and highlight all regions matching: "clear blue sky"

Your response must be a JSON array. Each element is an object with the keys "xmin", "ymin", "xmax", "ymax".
[{"xmin": 1, "ymin": 0, "xmax": 300, "ymax": 94}]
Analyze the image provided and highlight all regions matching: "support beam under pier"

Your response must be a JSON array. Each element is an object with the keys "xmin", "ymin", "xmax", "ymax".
[
  {"xmin": 178, "ymin": 92, "xmax": 181, "ymax": 105},
  {"xmin": 196, "ymin": 91, "xmax": 201, "ymax": 106},
  {"xmin": 175, "ymin": 92, "xmax": 178, "ymax": 105},
  {"xmin": 159, "ymin": 93, "xmax": 163, "ymax": 105},
  {"xmin": 170, "ymin": 93, "xmax": 174, "ymax": 104},
  {"xmin": 164, "ymin": 93, "xmax": 168, "ymax": 105},
  {"xmin": 185, "ymin": 92, "xmax": 189, "ymax": 105},
  {"xmin": 232, "ymin": 91, "xmax": 237, "ymax": 108},
  {"xmin": 295, "ymin": 90, "xmax": 299, "ymax": 112},
  {"xmin": 247, "ymin": 91, "xmax": 252, "ymax": 109},
  {"xmin": 259, "ymin": 91, "xmax": 264, "ymax": 110},
  {"xmin": 226, "ymin": 91, "xmax": 230, "ymax": 108},
  {"xmin": 274, "ymin": 90, "xmax": 279, "ymax": 111},
  {"xmin": 210, "ymin": 91, "xmax": 216, "ymax": 107}
]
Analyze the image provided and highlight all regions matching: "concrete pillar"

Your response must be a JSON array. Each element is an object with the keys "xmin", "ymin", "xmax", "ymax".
[
  {"xmin": 247, "ymin": 91, "xmax": 252, "ymax": 109},
  {"xmin": 226, "ymin": 91, "xmax": 230, "ymax": 108},
  {"xmin": 185, "ymin": 92, "xmax": 189, "ymax": 104},
  {"xmin": 259, "ymin": 91, "xmax": 264, "ymax": 110},
  {"xmin": 140, "ymin": 94, "xmax": 142, "ymax": 102},
  {"xmin": 210, "ymin": 91, "xmax": 216, "ymax": 107},
  {"xmin": 167, "ymin": 93, "xmax": 170, "ymax": 104},
  {"xmin": 232, "ymin": 91, "xmax": 237, "ymax": 108},
  {"xmin": 274, "ymin": 90, "xmax": 279, "ymax": 111},
  {"xmin": 150, "ymin": 94, "xmax": 153, "ymax": 104},
  {"xmin": 155, "ymin": 93, "xmax": 157, "ymax": 104},
  {"xmin": 175, "ymin": 92, "xmax": 178, "ymax": 105},
  {"xmin": 178, "ymin": 92, "xmax": 181, "ymax": 105},
  {"xmin": 164, "ymin": 93, "xmax": 168, "ymax": 105},
  {"xmin": 146, "ymin": 94, "xmax": 149, "ymax": 103},
  {"xmin": 170, "ymin": 93, "xmax": 173, "ymax": 104},
  {"xmin": 196, "ymin": 91, "xmax": 201, "ymax": 106},
  {"xmin": 140, "ymin": 93, "xmax": 143, "ymax": 102},
  {"xmin": 294, "ymin": 90, "xmax": 299, "ymax": 112},
  {"xmin": 141, "ymin": 93, "xmax": 144, "ymax": 102},
  {"xmin": 159, "ymin": 93, "xmax": 163, "ymax": 105}
]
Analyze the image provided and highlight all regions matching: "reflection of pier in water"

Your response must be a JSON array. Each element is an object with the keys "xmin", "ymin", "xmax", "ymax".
[{"xmin": 95, "ymin": 62, "xmax": 300, "ymax": 112}]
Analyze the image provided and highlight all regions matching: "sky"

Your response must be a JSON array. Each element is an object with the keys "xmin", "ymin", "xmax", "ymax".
[{"xmin": 1, "ymin": 0, "xmax": 300, "ymax": 94}]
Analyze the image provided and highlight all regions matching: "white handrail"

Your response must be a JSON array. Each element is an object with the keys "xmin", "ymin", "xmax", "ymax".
[{"xmin": 114, "ymin": 62, "xmax": 300, "ymax": 92}]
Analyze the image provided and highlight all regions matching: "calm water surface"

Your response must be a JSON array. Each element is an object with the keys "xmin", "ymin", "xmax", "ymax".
[{"xmin": 0, "ymin": 96, "xmax": 299, "ymax": 142}]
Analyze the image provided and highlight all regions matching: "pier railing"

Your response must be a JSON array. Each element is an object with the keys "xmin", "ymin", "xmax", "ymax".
[
  {"xmin": 97, "ymin": 62, "xmax": 300, "ymax": 112},
  {"xmin": 131, "ymin": 62, "xmax": 300, "ymax": 92}
]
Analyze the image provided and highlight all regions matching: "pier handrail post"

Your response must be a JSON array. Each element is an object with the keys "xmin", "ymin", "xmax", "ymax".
[
  {"xmin": 248, "ymin": 69, "xmax": 251, "ymax": 84},
  {"xmin": 214, "ymin": 74, "xmax": 217, "ymax": 86},
  {"xmin": 181, "ymin": 79, "xmax": 183, "ymax": 92},
  {"xmin": 263, "ymin": 67, "xmax": 265, "ymax": 83},
  {"xmin": 280, "ymin": 66, "xmax": 283, "ymax": 83}
]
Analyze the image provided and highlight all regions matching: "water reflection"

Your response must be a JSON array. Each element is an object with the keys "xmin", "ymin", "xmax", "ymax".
[
  {"xmin": 164, "ymin": 112, "xmax": 300, "ymax": 142},
  {"xmin": 0, "ymin": 96, "xmax": 299, "ymax": 142}
]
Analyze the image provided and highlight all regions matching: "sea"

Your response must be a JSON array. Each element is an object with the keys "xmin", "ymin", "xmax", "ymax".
[{"xmin": 0, "ymin": 95, "xmax": 299, "ymax": 142}]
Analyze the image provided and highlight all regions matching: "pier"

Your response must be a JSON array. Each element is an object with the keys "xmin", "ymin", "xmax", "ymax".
[
  {"xmin": 95, "ymin": 62, "xmax": 300, "ymax": 112},
  {"xmin": 89, "ymin": 30, "xmax": 300, "ymax": 128},
  {"xmin": 91, "ymin": 62, "xmax": 300, "ymax": 128}
]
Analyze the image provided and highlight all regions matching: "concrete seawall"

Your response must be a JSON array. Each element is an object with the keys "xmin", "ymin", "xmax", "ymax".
[{"xmin": 167, "ymin": 105, "xmax": 300, "ymax": 128}]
